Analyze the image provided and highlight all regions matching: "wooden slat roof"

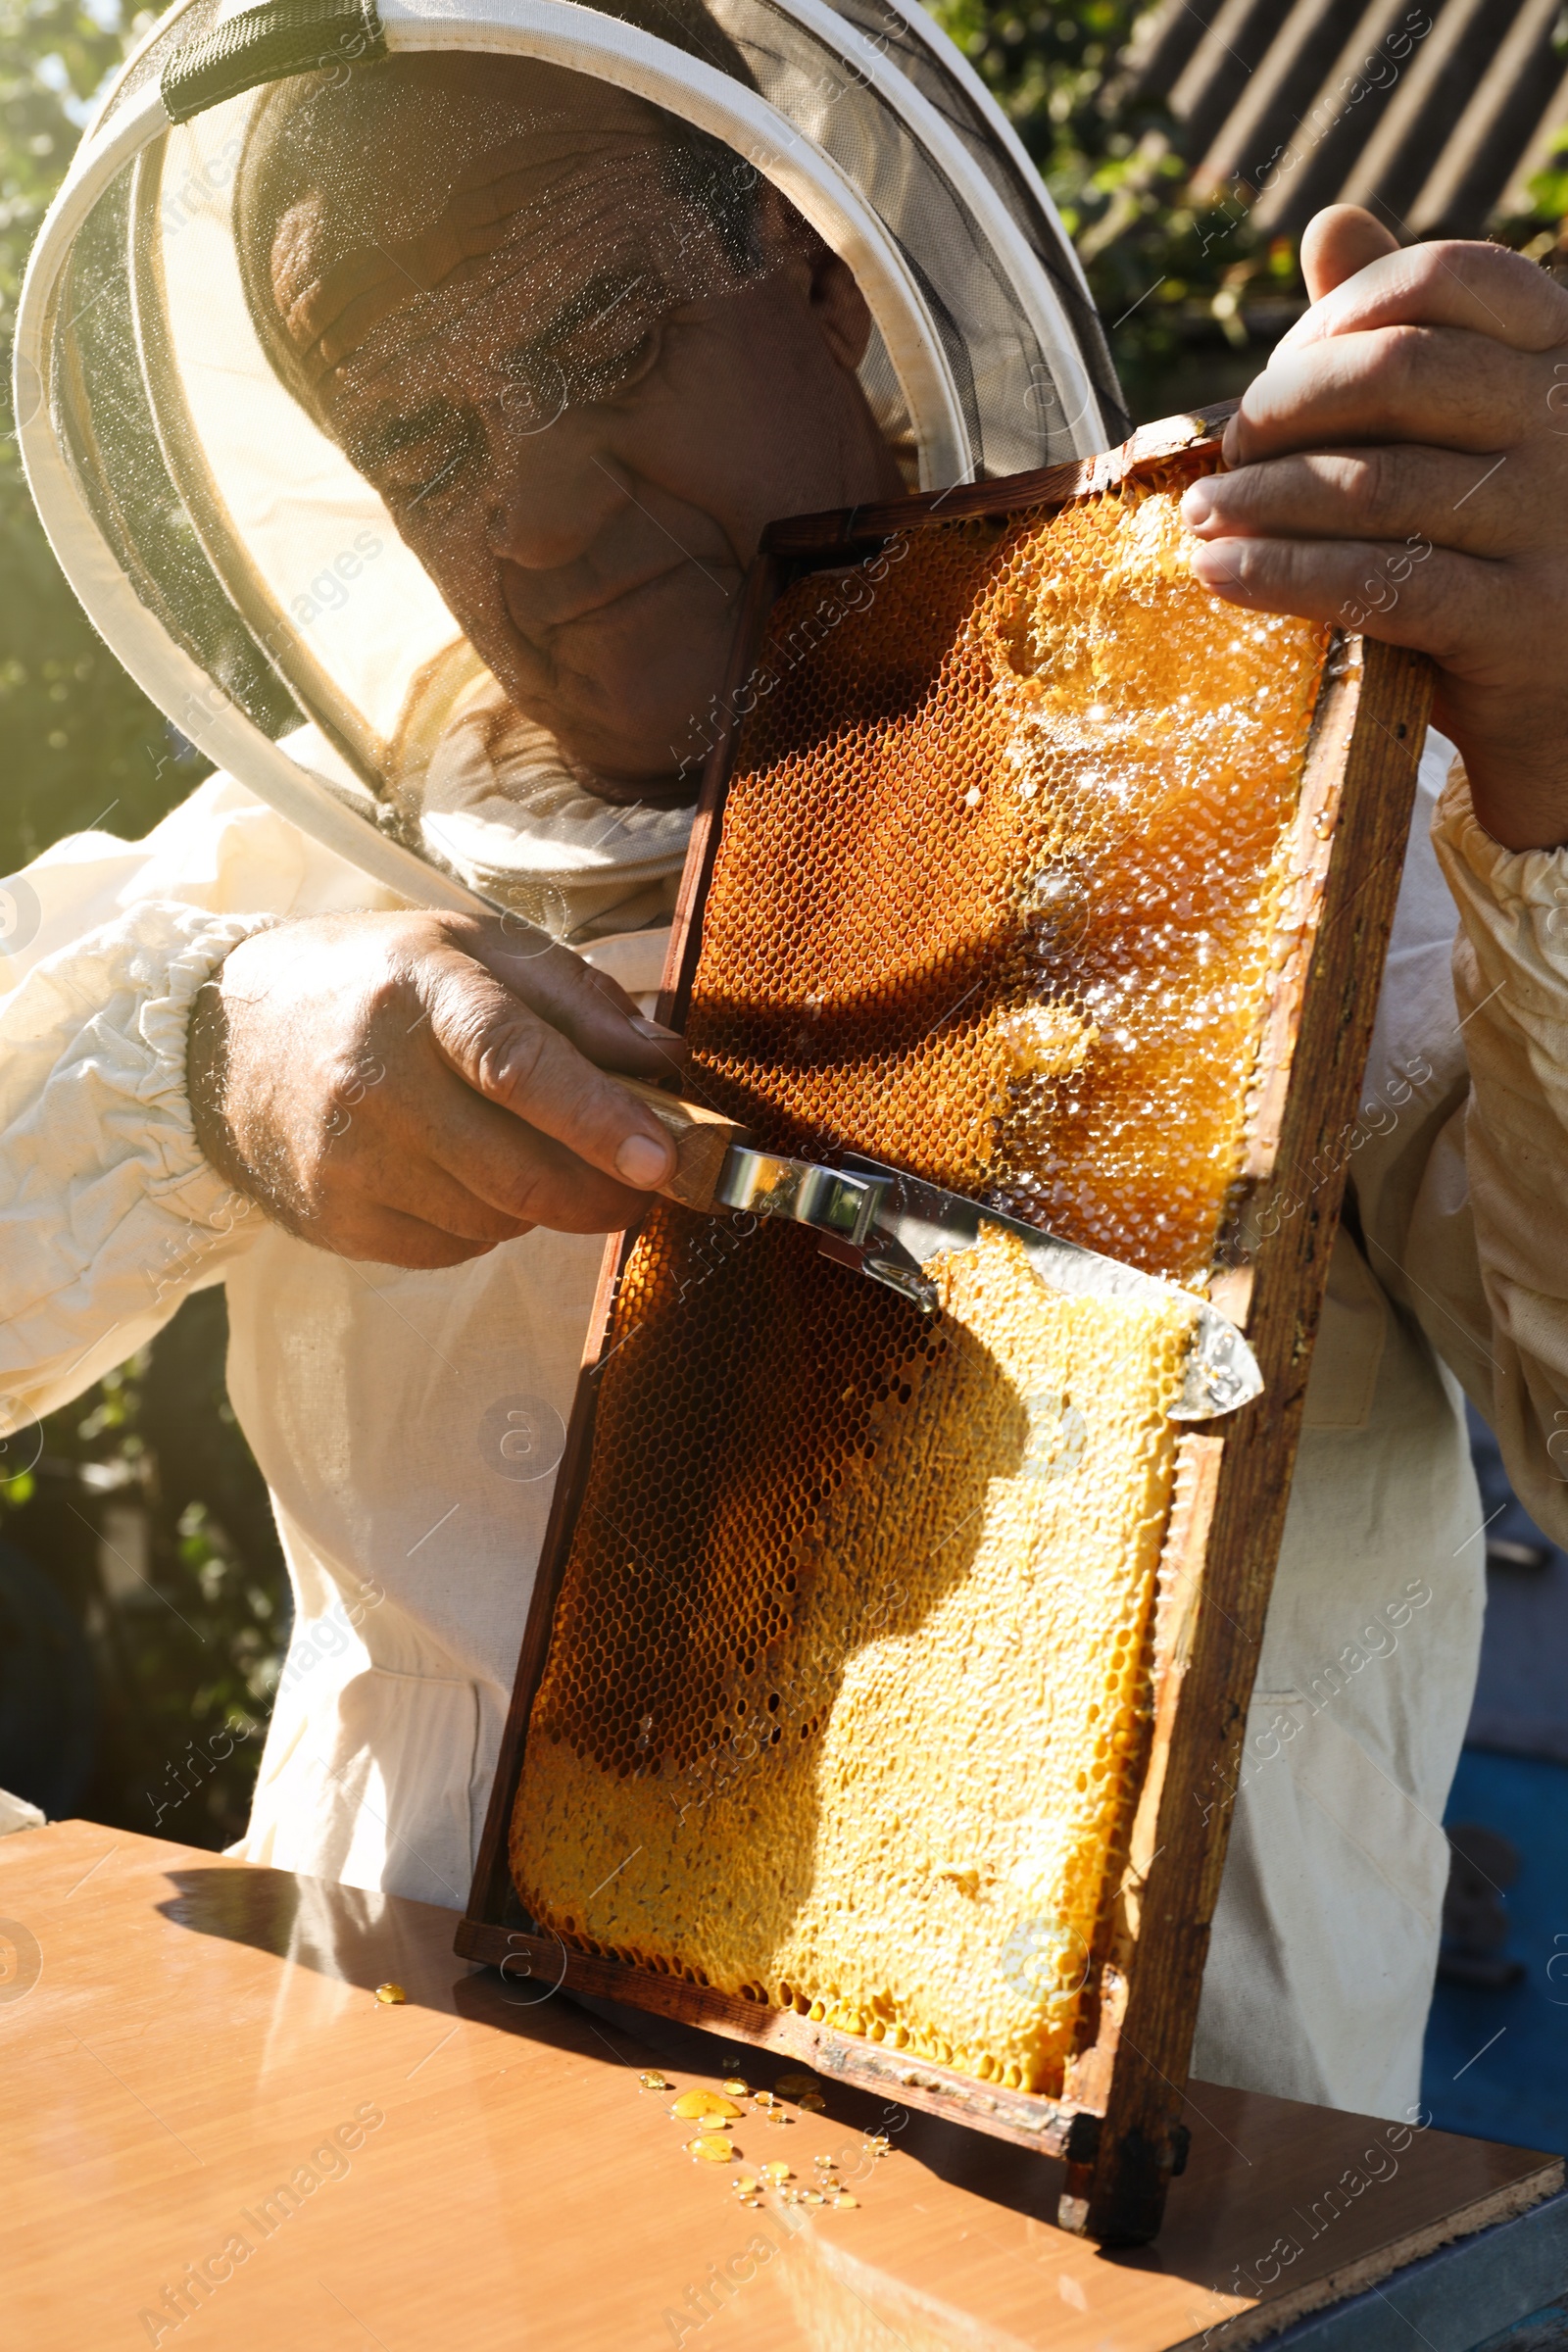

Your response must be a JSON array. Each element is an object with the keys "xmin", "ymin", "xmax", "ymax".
[{"xmin": 1123, "ymin": 0, "xmax": 1568, "ymax": 238}]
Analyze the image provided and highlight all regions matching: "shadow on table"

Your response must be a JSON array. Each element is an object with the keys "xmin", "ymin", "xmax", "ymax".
[{"xmin": 156, "ymin": 1855, "xmax": 633, "ymax": 2053}]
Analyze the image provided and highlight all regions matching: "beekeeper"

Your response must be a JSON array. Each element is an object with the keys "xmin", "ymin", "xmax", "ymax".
[{"xmin": 6, "ymin": 0, "xmax": 1567, "ymax": 2129}]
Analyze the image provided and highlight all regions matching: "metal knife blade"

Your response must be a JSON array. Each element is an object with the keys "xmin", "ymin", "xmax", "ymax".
[
  {"xmin": 710, "ymin": 1145, "xmax": 1261, "ymax": 1424},
  {"xmin": 615, "ymin": 1079, "xmax": 1261, "ymax": 1424}
]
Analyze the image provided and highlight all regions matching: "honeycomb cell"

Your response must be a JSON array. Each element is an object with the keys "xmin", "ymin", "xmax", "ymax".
[{"xmin": 511, "ymin": 460, "xmax": 1328, "ymax": 2098}]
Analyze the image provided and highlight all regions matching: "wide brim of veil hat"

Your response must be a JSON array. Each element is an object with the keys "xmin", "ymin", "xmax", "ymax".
[{"xmin": 16, "ymin": 0, "xmax": 1127, "ymax": 917}]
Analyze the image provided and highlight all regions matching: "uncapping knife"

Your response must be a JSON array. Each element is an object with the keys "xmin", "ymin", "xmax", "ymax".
[{"xmin": 616, "ymin": 1077, "xmax": 1261, "ymax": 1423}]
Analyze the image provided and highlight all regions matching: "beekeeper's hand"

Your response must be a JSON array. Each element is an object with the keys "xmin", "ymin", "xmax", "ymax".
[
  {"xmin": 1181, "ymin": 203, "xmax": 1568, "ymax": 851},
  {"xmin": 187, "ymin": 910, "xmax": 685, "ymax": 1266}
]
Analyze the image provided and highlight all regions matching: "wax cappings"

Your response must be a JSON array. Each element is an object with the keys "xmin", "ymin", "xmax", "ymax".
[{"xmin": 512, "ymin": 464, "xmax": 1328, "ymax": 2095}]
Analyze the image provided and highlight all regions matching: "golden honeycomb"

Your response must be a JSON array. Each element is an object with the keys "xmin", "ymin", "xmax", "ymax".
[{"xmin": 512, "ymin": 456, "xmax": 1329, "ymax": 2096}]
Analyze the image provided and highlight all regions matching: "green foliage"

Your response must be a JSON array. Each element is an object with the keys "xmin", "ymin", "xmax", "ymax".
[
  {"xmin": 0, "ymin": 0, "xmax": 203, "ymax": 870},
  {"xmin": 925, "ymin": 0, "xmax": 1303, "ymax": 417},
  {"xmin": 0, "ymin": 0, "xmax": 127, "ymax": 248},
  {"xmin": 1, "ymin": 1292, "xmax": 289, "ymax": 1846},
  {"xmin": 1531, "ymin": 139, "xmax": 1568, "ymax": 230},
  {"xmin": 1490, "ymin": 124, "xmax": 1568, "ymax": 267},
  {"xmin": 0, "ymin": 5, "xmax": 272, "ymax": 1846},
  {"xmin": 1533, "ymin": 151, "xmax": 1568, "ymax": 231}
]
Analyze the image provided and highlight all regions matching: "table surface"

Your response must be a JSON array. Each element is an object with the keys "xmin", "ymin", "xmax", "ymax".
[{"xmin": 0, "ymin": 1821, "xmax": 1558, "ymax": 2352}]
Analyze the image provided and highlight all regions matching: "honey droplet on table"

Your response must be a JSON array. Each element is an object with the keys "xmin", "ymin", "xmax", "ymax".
[
  {"xmin": 803, "ymin": 2189, "xmax": 824, "ymax": 2205},
  {"xmin": 374, "ymin": 1983, "xmax": 406, "ymax": 2005},
  {"xmin": 833, "ymin": 2193, "xmax": 859, "ymax": 2209},
  {"xmin": 760, "ymin": 2161, "xmax": 792, "ymax": 2184},
  {"xmin": 796, "ymin": 2092, "xmax": 826, "ymax": 2112},
  {"xmin": 812, "ymin": 2155, "xmax": 837, "ymax": 2173},
  {"xmin": 672, "ymin": 2089, "xmax": 743, "ymax": 2120},
  {"xmin": 732, "ymin": 2177, "xmax": 760, "ymax": 2196},
  {"xmin": 686, "ymin": 2134, "xmax": 733, "ymax": 2163},
  {"xmin": 754, "ymin": 2090, "xmax": 778, "ymax": 2110},
  {"xmin": 639, "ymin": 2072, "xmax": 668, "ymax": 2091},
  {"xmin": 720, "ymin": 2078, "xmax": 750, "ymax": 2097}
]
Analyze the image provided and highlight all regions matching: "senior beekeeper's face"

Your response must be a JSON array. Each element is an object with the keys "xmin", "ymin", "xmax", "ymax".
[{"xmin": 246, "ymin": 56, "xmax": 902, "ymax": 794}]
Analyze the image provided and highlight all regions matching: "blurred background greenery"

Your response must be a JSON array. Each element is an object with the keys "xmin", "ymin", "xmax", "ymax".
[
  {"xmin": 3, "ymin": 0, "xmax": 1567, "ymax": 1848},
  {"xmin": 0, "ymin": 0, "xmax": 285, "ymax": 1846}
]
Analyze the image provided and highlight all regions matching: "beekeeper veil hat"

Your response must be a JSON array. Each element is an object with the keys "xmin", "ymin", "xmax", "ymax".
[{"xmin": 16, "ymin": 0, "xmax": 1126, "ymax": 931}]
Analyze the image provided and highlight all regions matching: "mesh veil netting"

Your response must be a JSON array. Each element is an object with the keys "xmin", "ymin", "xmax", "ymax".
[{"xmin": 24, "ymin": 0, "xmax": 1127, "ymax": 927}]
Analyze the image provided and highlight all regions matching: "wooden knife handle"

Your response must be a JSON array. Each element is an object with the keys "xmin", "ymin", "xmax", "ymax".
[{"xmin": 614, "ymin": 1075, "xmax": 750, "ymax": 1213}]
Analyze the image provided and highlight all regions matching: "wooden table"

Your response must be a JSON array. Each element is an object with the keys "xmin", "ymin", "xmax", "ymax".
[{"xmin": 1, "ymin": 1822, "xmax": 1560, "ymax": 2351}]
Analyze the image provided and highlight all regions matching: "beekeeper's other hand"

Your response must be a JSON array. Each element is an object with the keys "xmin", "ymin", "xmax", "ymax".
[
  {"xmin": 187, "ymin": 909, "xmax": 684, "ymax": 1266},
  {"xmin": 1181, "ymin": 204, "xmax": 1568, "ymax": 851}
]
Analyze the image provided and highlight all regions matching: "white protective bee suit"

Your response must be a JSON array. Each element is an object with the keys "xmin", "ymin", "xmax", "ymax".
[{"xmin": 8, "ymin": 0, "xmax": 1568, "ymax": 2123}]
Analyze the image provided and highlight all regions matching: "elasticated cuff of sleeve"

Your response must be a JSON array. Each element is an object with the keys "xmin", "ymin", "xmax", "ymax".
[
  {"xmin": 144, "ymin": 908, "xmax": 277, "ymax": 1197},
  {"xmin": 0, "ymin": 905, "xmax": 279, "ymax": 1405}
]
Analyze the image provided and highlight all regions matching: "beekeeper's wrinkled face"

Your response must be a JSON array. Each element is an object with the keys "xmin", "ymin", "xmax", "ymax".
[{"xmin": 262, "ymin": 58, "xmax": 901, "ymax": 795}]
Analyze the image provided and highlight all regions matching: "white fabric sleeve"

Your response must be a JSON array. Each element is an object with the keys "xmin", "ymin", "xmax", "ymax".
[
  {"xmin": 1358, "ymin": 756, "xmax": 1568, "ymax": 1546},
  {"xmin": 0, "ymin": 769, "xmax": 399, "ymax": 1435},
  {"xmin": 0, "ymin": 903, "xmax": 268, "ymax": 1428}
]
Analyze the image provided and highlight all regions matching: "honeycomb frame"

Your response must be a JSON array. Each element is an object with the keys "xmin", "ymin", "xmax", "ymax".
[{"xmin": 457, "ymin": 403, "xmax": 1432, "ymax": 2246}]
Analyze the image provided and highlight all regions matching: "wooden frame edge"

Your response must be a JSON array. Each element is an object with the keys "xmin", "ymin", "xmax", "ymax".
[
  {"xmin": 758, "ymin": 401, "xmax": 1239, "ymax": 557},
  {"xmin": 464, "ymin": 1234, "xmax": 629, "ymax": 1932},
  {"xmin": 1061, "ymin": 637, "xmax": 1433, "ymax": 2243},
  {"xmin": 1060, "ymin": 633, "xmax": 1371, "ymax": 2127},
  {"xmin": 657, "ymin": 550, "xmax": 786, "ymax": 1034},
  {"xmin": 451, "ymin": 1915, "xmax": 1099, "ymax": 2161}
]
